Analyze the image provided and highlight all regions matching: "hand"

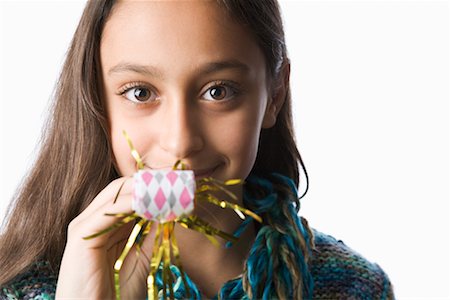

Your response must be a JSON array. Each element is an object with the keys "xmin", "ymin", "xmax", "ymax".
[{"xmin": 56, "ymin": 177, "xmax": 155, "ymax": 299}]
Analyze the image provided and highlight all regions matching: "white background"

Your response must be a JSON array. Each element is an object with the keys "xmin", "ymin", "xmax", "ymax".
[{"xmin": 0, "ymin": 0, "xmax": 449, "ymax": 299}]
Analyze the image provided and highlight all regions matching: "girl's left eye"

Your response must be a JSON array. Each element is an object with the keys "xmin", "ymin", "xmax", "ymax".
[{"xmin": 202, "ymin": 83, "xmax": 238, "ymax": 101}]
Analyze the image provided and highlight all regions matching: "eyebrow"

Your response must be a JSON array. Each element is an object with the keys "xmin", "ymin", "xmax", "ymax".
[
  {"xmin": 108, "ymin": 63, "xmax": 163, "ymax": 78},
  {"xmin": 107, "ymin": 59, "xmax": 250, "ymax": 79}
]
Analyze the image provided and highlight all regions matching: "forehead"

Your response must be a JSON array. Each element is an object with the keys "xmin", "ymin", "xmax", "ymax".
[{"xmin": 101, "ymin": 0, "xmax": 266, "ymax": 81}]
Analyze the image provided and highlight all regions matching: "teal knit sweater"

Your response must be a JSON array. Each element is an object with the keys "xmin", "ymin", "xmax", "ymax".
[{"xmin": 0, "ymin": 229, "xmax": 394, "ymax": 299}]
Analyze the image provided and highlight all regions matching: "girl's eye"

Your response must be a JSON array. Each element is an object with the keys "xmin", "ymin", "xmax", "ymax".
[
  {"xmin": 202, "ymin": 84, "xmax": 238, "ymax": 101},
  {"xmin": 121, "ymin": 86, "xmax": 157, "ymax": 104}
]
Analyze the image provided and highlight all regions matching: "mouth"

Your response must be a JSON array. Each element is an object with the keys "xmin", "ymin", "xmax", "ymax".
[{"xmin": 194, "ymin": 164, "xmax": 221, "ymax": 180}]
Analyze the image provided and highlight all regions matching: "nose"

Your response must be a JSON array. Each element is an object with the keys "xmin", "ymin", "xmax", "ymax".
[{"xmin": 158, "ymin": 96, "xmax": 204, "ymax": 159}]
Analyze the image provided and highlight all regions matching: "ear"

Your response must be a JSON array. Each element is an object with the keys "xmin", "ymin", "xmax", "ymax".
[{"xmin": 262, "ymin": 61, "xmax": 290, "ymax": 129}]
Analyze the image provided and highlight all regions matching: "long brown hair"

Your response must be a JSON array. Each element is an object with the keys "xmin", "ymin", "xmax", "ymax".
[{"xmin": 0, "ymin": 0, "xmax": 309, "ymax": 291}]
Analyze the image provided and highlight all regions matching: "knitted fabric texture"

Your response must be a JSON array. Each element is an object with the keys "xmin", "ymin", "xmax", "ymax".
[
  {"xmin": 0, "ymin": 261, "xmax": 56, "ymax": 300},
  {"xmin": 0, "ymin": 231, "xmax": 394, "ymax": 300}
]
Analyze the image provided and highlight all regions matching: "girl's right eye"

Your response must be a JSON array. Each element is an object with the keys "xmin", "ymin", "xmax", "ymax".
[{"xmin": 120, "ymin": 85, "xmax": 157, "ymax": 104}]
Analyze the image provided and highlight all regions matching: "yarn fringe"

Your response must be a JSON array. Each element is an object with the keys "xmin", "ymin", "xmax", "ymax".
[{"xmin": 153, "ymin": 172, "xmax": 314, "ymax": 299}]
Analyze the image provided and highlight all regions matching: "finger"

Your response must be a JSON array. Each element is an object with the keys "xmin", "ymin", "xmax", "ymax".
[
  {"xmin": 106, "ymin": 221, "xmax": 135, "ymax": 251},
  {"xmin": 72, "ymin": 194, "xmax": 135, "ymax": 247},
  {"xmin": 76, "ymin": 177, "xmax": 133, "ymax": 221},
  {"xmin": 73, "ymin": 190, "xmax": 134, "ymax": 230},
  {"xmin": 107, "ymin": 221, "xmax": 157, "ymax": 265}
]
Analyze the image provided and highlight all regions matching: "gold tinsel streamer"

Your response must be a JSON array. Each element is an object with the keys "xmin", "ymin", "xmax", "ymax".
[{"xmin": 83, "ymin": 130, "xmax": 262, "ymax": 299}]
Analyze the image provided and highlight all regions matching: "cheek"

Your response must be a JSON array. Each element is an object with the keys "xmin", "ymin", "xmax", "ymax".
[
  {"xmin": 210, "ymin": 109, "xmax": 263, "ymax": 178},
  {"xmin": 230, "ymin": 131, "xmax": 260, "ymax": 179},
  {"xmin": 111, "ymin": 133, "xmax": 138, "ymax": 176},
  {"xmin": 109, "ymin": 113, "xmax": 159, "ymax": 177},
  {"xmin": 110, "ymin": 120, "xmax": 136, "ymax": 176}
]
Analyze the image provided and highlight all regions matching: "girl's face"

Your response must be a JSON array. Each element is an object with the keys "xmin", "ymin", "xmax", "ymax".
[{"xmin": 101, "ymin": 0, "xmax": 277, "ymax": 181}]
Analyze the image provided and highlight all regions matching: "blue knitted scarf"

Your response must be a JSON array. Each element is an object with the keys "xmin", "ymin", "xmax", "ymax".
[{"xmin": 154, "ymin": 173, "xmax": 314, "ymax": 299}]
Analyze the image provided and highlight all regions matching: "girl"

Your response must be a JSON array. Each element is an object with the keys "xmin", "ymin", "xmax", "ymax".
[{"xmin": 0, "ymin": 0, "xmax": 394, "ymax": 299}]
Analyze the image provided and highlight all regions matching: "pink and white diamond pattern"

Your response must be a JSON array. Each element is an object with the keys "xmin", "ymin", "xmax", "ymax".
[{"xmin": 132, "ymin": 169, "xmax": 196, "ymax": 222}]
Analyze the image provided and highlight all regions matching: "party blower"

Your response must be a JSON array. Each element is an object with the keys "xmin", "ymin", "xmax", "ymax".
[{"xmin": 83, "ymin": 131, "xmax": 262, "ymax": 300}]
